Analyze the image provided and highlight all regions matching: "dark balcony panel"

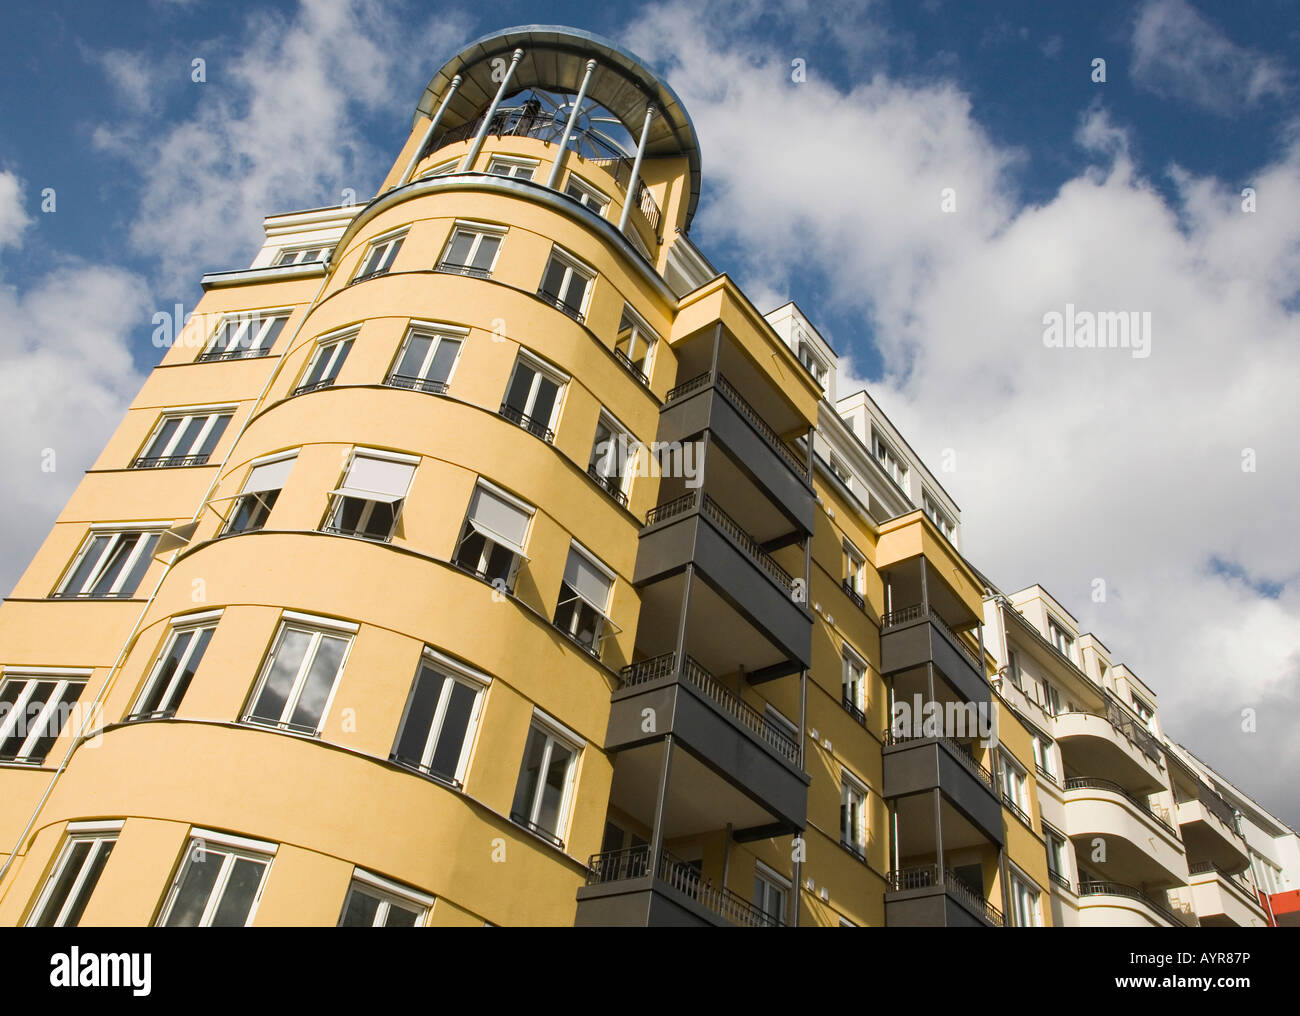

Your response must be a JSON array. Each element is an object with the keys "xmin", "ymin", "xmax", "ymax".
[
  {"xmin": 880, "ymin": 608, "xmax": 989, "ymax": 706},
  {"xmin": 634, "ymin": 506, "xmax": 812, "ymax": 668},
  {"xmin": 607, "ymin": 657, "xmax": 808, "ymax": 832},
  {"xmin": 658, "ymin": 381, "xmax": 814, "ymax": 532},
  {"xmin": 882, "ymin": 738, "xmax": 1004, "ymax": 846},
  {"xmin": 574, "ymin": 877, "xmax": 723, "ymax": 927},
  {"xmin": 885, "ymin": 868, "xmax": 1003, "ymax": 927}
]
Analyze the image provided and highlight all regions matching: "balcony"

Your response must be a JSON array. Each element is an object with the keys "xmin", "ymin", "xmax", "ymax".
[
  {"xmin": 635, "ymin": 491, "xmax": 812, "ymax": 668},
  {"xmin": 881, "ymin": 604, "xmax": 989, "ymax": 706},
  {"xmin": 498, "ymin": 403, "xmax": 555, "ymax": 443},
  {"xmin": 1187, "ymin": 862, "xmax": 1269, "ymax": 927},
  {"xmin": 1077, "ymin": 880, "xmax": 1193, "ymax": 927},
  {"xmin": 1176, "ymin": 794, "xmax": 1249, "ymax": 874},
  {"xmin": 385, "ymin": 373, "xmax": 448, "ymax": 395},
  {"xmin": 605, "ymin": 653, "xmax": 808, "ymax": 832},
  {"xmin": 1063, "ymin": 778, "xmax": 1186, "ymax": 887},
  {"xmin": 885, "ymin": 865, "xmax": 1003, "ymax": 927},
  {"xmin": 575, "ymin": 847, "xmax": 780, "ymax": 927},
  {"xmin": 1053, "ymin": 709, "xmax": 1165, "ymax": 794},
  {"xmin": 882, "ymin": 731, "xmax": 1003, "ymax": 846}
]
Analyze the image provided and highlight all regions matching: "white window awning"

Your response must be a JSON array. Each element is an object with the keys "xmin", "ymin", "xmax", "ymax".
[
  {"xmin": 465, "ymin": 518, "xmax": 530, "ymax": 560},
  {"xmin": 340, "ymin": 456, "xmax": 415, "ymax": 501},
  {"xmin": 242, "ymin": 456, "xmax": 296, "ymax": 494},
  {"xmin": 564, "ymin": 549, "xmax": 612, "ymax": 613},
  {"xmin": 467, "ymin": 486, "xmax": 530, "ymax": 551}
]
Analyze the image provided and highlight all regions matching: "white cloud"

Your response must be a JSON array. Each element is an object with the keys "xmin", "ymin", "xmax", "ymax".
[
  {"xmin": 1131, "ymin": 0, "xmax": 1288, "ymax": 114},
  {"xmin": 90, "ymin": 48, "xmax": 159, "ymax": 114},
  {"xmin": 0, "ymin": 171, "xmax": 31, "ymax": 251},
  {"xmin": 626, "ymin": 0, "xmax": 1300, "ymax": 824}
]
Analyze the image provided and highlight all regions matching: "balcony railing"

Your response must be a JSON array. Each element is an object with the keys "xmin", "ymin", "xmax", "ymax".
[
  {"xmin": 613, "ymin": 346, "xmax": 648, "ymax": 384},
  {"xmin": 536, "ymin": 288, "xmax": 585, "ymax": 324},
  {"xmin": 586, "ymin": 846, "xmax": 781, "ymax": 926},
  {"xmin": 291, "ymin": 378, "xmax": 336, "ymax": 397},
  {"xmin": 842, "ymin": 578, "xmax": 865, "ymax": 610},
  {"xmin": 883, "ymin": 729, "xmax": 994, "ymax": 790},
  {"xmin": 1188, "ymin": 860, "xmax": 1259, "ymax": 904},
  {"xmin": 882, "ymin": 603, "xmax": 983, "ymax": 673},
  {"xmin": 1064, "ymin": 777, "xmax": 1175, "ymax": 834},
  {"xmin": 1197, "ymin": 785, "xmax": 1242, "ymax": 835},
  {"xmin": 435, "ymin": 260, "xmax": 493, "ymax": 280},
  {"xmin": 1077, "ymin": 880, "xmax": 1190, "ymax": 926},
  {"xmin": 498, "ymin": 403, "xmax": 555, "ymax": 443},
  {"xmin": 620, "ymin": 652, "xmax": 800, "ymax": 764},
  {"xmin": 886, "ymin": 864, "xmax": 1004, "ymax": 926},
  {"xmin": 586, "ymin": 465, "xmax": 629, "ymax": 507},
  {"xmin": 1048, "ymin": 870, "xmax": 1072, "ymax": 892},
  {"xmin": 1103, "ymin": 699, "xmax": 1163, "ymax": 765},
  {"xmin": 510, "ymin": 811, "xmax": 564, "ymax": 848},
  {"xmin": 197, "ymin": 346, "xmax": 272, "ymax": 363},
  {"xmin": 385, "ymin": 373, "xmax": 448, "ymax": 395},
  {"xmin": 130, "ymin": 453, "xmax": 211, "ymax": 469},
  {"xmin": 841, "ymin": 692, "xmax": 868, "ymax": 727}
]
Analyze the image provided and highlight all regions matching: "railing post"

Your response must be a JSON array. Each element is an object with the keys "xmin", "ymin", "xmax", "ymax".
[
  {"xmin": 648, "ymin": 733, "xmax": 675, "ymax": 881},
  {"xmin": 545, "ymin": 59, "xmax": 598, "ymax": 189},
  {"xmin": 618, "ymin": 104, "xmax": 656, "ymax": 233},
  {"xmin": 461, "ymin": 48, "xmax": 525, "ymax": 173},
  {"xmin": 399, "ymin": 74, "xmax": 464, "ymax": 186}
]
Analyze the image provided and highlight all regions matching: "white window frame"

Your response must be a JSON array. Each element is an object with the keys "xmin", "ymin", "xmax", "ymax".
[
  {"xmin": 420, "ymin": 158, "xmax": 460, "ymax": 179},
  {"xmin": 338, "ymin": 869, "xmax": 434, "ymax": 927},
  {"xmin": 553, "ymin": 542, "xmax": 617, "ymax": 654},
  {"xmin": 502, "ymin": 351, "xmax": 568, "ymax": 438},
  {"xmin": 387, "ymin": 322, "xmax": 467, "ymax": 392},
  {"xmin": 128, "ymin": 614, "xmax": 220, "ymax": 720},
  {"xmin": 242, "ymin": 618, "xmax": 354, "ymax": 736},
  {"xmin": 615, "ymin": 304, "xmax": 658, "ymax": 381},
  {"xmin": 453, "ymin": 479, "xmax": 535, "ymax": 590},
  {"xmin": 352, "ymin": 229, "xmax": 407, "ymax": 282},
  {"xmin": 295, "ymin": 328, "xmax": 356, "ymax": 393},
  {"xmin": 922, "ymin": 491, "xmax": 955, "ymax": 541},
  {"xmin": 753, "ymin": 861, "xmax": 791, "ymax": 927},
  {"xmin": 1000, "ymin": 752, "xmax": 1030, "ymax": 815},
  {"xmin": 156, "ymin": 834, "xmax": 274, "ymax": 927},
  {"xmin": 512, "ymin": 712, "xmax": 583, "ymax": 845},
  {"xmin": 26, "ymin": 829, "xmax": 121, "ymax": 927},
  {"xmin": 390, "ymin": 647, "xmax": 488, "ymax": 786},
  {"xmin": 564, "ymin": 174, "xmax": 610, "ymax": 216},
  {"xmin": 840, "ymin": 770, "xmax": 868, "ymax": 856},
  {"xmin": 871, "ymin": 429, "xmax": 908, "ymax": 489},
  {"xmin": 486, "ymin": 154, "xmax": 539, "ymax": 180},
  {"xmin": 438, "ymin": 220, "xmax": 506, "ymax": 277},
  {"xmin": 0, "ymin": 668, "xmax": 90, "ymax": 764},
  {"xmin": 1047, "ymin": 616, "xmax": 1075, "ymax": 662},
  {"xmin": 843, "ymin": 539, "xmax": 866, "ymax": 596},
  {"xmin": 323, "ymin": 448, "xmax": 417, "ymax": 543},
  {"xmin": 221, "ymin": 452, "xmax": 297, "ymax": 536},
  {"xmin": 797, "ymin": 339, "xmax": 828, "ymax": 388},
  {"xmin": 135, "ymin": 407, "xmax": 235, "ymax": 468},
  {"xmin": 842, "ymin": 644, "xmax": 867, "ymax": 715},
  {"xmin": 275, "ymin": 244, "xmax": 331, "ymax": 267},
  {"xmin": 53, "ymin": 526, "xmax": 164, "ymax": 599},
  {"xmin": 1009, "ymin": 867, "xmax": 1043, "ymax": 927},
  {"xmin": 538, "ymin": 246, "xmax": 596, "ymax": 321},
  {"xmin": 200, "ymin": 310, "xmax": 291, "ymax": 361}
]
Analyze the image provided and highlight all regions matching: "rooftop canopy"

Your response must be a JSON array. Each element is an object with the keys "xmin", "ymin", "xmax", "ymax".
[{"xmin": 413, "ymin": 24, "xmax": 703, "ymax": 227}]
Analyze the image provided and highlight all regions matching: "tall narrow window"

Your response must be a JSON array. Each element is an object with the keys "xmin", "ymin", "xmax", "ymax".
[
  {"xmin": 387, "ymin": 326, "xmax": 464, "ymax": 394},
  {"xmin": 798, "ymin": 339, "xmax": 828, "ymax": 388},
  {"xmin": 353, "ymin": 231, "xmax": 405, "ymax": 282},
  {"xmin": 564, "ymin": 176, "xmax": 610, "ymax": 216},
  {"xmin": 486, "ymin": 155, "xmax": 538, "ymax": 180},
  {"xmin": 293, "ymin": 331, "xmax": 354, "ymax": 395},
  {"xmin": 437, "ymin": 223, "xmax": 504, "ymax": 279},
  {"xmin": 842, "ymin": 646, "xmax": 866, "ymax": 721},
  {"xmin": 133, "ymin": 409, "xmax": 232, "ymax": 468},
  {"xmin": 553, "ymin": 544, "xmax": 615, "ymax": 656},
  {"xmin": 1006, "ymin": 649, "xmax": 1023, "ymax": 690},
  {"xmin": 390, "ymin": 649, "xmax": 486, "ymax": 786},
  {"xmin": 338, "ymin": 873, "xmax": 431, "ymax": 927},
  {"xmin": 244, "ymin": 620, "xmax": 352, "ymax": 735},
  {"xmin": 537, "ymin": 248, "xmax": 594, "ymax": 322},
  {"xmin": 510, "ymin": 719, "xmax": 580, "ymax": 846},
  {"xmin": 199, "ymin": 312, "xmax": 289, "ymax": 362},
  {"xmin": 1010, "ymin": 871, "xmax": 1042, "ymax": 927},
  {"xmin": 53, "ymin": 529, "xmax": 161, "ymax": 599},
  {"xmin": 614, "ymin": 305, "xmax": 657, "ymax": 382},
  {"xmin": 843, "ymin": 540, "xmax": 866, "ymax": 604},
  {"xmin": 1047, "ymin": 617, "xmax": 1075, "ymax": 661},
  {"xmin": 158, "ymin": 837, "xmax": 272, "ymax": 927},
  {"xmin": 871, "ymin": 429, "xmax": 908, "ymax": 489},
  {"xmin": 840, "ymin": 774, "xmax": 867, "ymax": 859},
  {"xmin": 0, "ymin": 672, "xmax": 87, "ymax": 763},
  {"xmin": 27, "ymin": 832, "xmax": 117, "ymax": 927},
  {"xmin": 1045, "ymin": 829, "xmax": 1068, "ymax": 885},
  {"xmin": 1000, "ymin": 753, "xmax": 1030, "ymax": 818},
  {"xmin": 500, "ymin": 354, "xmax": 565, "ymax": 442},
  {"xmin": 587, "ymin": 412, "xmax": 633, "ymax": 505},
  {"xmin": 222, "ymin": 454, "xmax": 296, "ymax": 536},
  {"xmin": 753, "ymin": 864, "xmax": 789, "ymax": 927},
  {"xmin": 323, "ymin": 450, "xmax": 416, "ymax": 542},
  {"xmin": 922, "ymin": 491, "xmax": 955, "ymax": 541},
  {"xmin": 128, "ymin": 620, "xmax": 216, "ymax": 720},
  {"xmin": 453, "ymin": 482, "xmax": 533, "ymax": 592}
]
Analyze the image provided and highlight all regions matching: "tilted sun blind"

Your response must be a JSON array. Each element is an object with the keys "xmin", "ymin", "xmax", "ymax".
[
  {"xmin": 563, "ymin": 549, "xmax": 612, "ymax": 613},
  {"xmin": 335, "ymin": 456, "xmax": 415, "ymax": 503},
  {"xmin": 467, "ymin": 486, "xmax": 530, "ymax": 555},
  {"xmin": 242, "ymin": 456, "xmax": 295, "ymax": 494}
]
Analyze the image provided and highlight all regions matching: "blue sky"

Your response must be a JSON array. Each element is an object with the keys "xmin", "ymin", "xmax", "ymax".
[{"xmin": 1, "ymin": 0, "xmax": 1298, "ymax": 825}]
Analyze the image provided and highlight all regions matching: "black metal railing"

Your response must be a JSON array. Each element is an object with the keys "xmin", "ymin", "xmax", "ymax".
[
  {"xmin": 619, "ymin": 653, "xmax": 800, "ymax": 764},
  {"xmin": 130, "ymin": 453, "xmax": 211, "ymax": 469},
  {"xmin": 349, "ymin": 267, "xmax": 393, "ymax": 286},
  {"xmin": 319, "ymin": 524, "xmax": 392, "ymax": 544},
  {"xmin": 644, "ymin": 490, "xmax": 697, "ymax": 526},
  {"xmin": 435, "ymin": 260, "xmax": 493, "ymax": 280},
  {"xmin": 885, "ymin": 864, "xmax": 1004, "ymax": 926},
  {"xmin": 664, "ymin": 370, "xmax": 713, "ymax": 403},
  {"xmin": 385, "ymin": 373, "xmax": 449, "ymax": 395},
  {"xmin": 1104, "ymin": 698, "xmax": 1163, "ymax": 764},
  {"xmin": 1077, "ymin": 880, "xmax": 1190, "ymax": 926},
  {"xmin": 586, "ymin": 465, "xmax": 629, "ymax": 507},
  {"xmin": 1197, "ymin": 785, "xmax": 1243, "ymax": 835},
  {"xmin": 1188, "ymin": 860, "xmax": 1258, "ymax": 903},
  {"xmin": 613, "ymin": 346, "xmax": 648, "ymax": 384},
  {"xmin": 197, "ymin": 346, "xmax": 272, "ymax": 363},
  {"xmin": 1064, "ymin": 777, "xmax": 1175, "ymax": 833},
  {"xmin": 536, "ymin": 288, "xmax": 585, "ymax": 323},
  {"xmin": 1001, "ymin": 791, "xmax": 1034, "ymax": 828},
  {"xmin": 291, "ymin": 378, "xmax": 336, "ymax": 397},
  {"xmin": 510, "ymin": 811, "xmax": 564, "ymax": 848},
  {"xmin": 841, "ymin": 692, "xmax": 868, "ymax": 727},
  {"xmin": 881, "ymin": 603, "xmax": 983, "ymax": 672},
  {"xmin": 585, "ymin": 846, "xmax": 780, "ymax": 926},
  {"xmin": 840, "ymin": 838, "xmax": 867, "ymax": 863},
  {"xmin": 884, "ymin": 728, "xmax": 995, "ymax": 790},
  {"xmin": 389, "ymin": 752, "xmax": 463, "ymax": 789},
  {"xmin": 498, "ymin": 403, "xmax": 555, "ymax": 443},
  {"xmin": 1048, "ymin": 870, "xmax": 1072, "ymax": 892},
  {"xmin": 1036, "ymin": 763, "xmax": 1061, "ymax": 788},
  {"xmin": 842, "ymin": 578, "xmax": 865, "ymax": 610}
]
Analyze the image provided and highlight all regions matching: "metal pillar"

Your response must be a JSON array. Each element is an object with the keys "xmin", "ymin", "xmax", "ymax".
[
  {"xmin": 398, "ymin": 74, "xmax": 463, "ymax": 186},
  {"xmin": 461, "ymin": 48, "xmax": 525, "ymax": 173},
  {"xmin": 617, "ymin": 104, "xmax": 656, "ymax": 233},
  {"xmin": 545, "ymin": 59, "xmax": 598, "ymax": 189}
]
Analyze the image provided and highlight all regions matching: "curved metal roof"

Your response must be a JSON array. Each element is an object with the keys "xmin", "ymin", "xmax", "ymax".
[{"xmin": 413, "ymin": 24, "xmax": 702, "ymax": 227}]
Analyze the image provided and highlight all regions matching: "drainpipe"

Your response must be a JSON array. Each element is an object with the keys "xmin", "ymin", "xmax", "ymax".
[
  {"xmin": 398, "ymin": 74, "xmax": 463, "ymax": 186},
  {"xmin": 461, "ymin": 48, "xmax": 524, "ymax": 173},
  {"xmin": 545, "ymin": 59, "xmax": 598, "ymax": 190},
  {"xmin": 617, "ymin": 104, "xmax": 656, "ymax": 234}
]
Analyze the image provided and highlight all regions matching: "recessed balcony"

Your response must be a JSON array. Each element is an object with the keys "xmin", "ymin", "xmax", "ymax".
[
  {"xmin": 884, "ymin": 864, "xmax": 1004, "ymax": 927},
  {"xmin": 882, "ymin": 732, "xmax": 1003, "ymax": 846},
  {"xmin": 1176, "ymin": 795, "xmax": 1249, "ymax": 874},
  {"xmin": 881, "ymin": 604, "xmax": 989, "ymax": 706},
  {"xmin": 1187, "ymin": 862, "xmax": 1269, "ymax": 927},
  {"xmin": 1053, "ymin": 709, "xmax": 1165, "ymax": 794}
]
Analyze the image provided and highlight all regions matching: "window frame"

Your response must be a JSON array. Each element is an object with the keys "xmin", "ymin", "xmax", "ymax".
[
  {"xmin": 501, "ymin": 351, "xmax": 568, "ymax": 441},
  {"xmin": 386, "ymin": 322, "xmax": 467, "ymax": 394},
  {"xmin": 322, "ymin": 448, "xmax": 418, "ymax": 543},
  {"xmin": 564, "ymin": 174, "xmax": 611, "ymax": 216},
  {"xmin": 587, "ymin": 409, "xmax": 635, "ymax": 503},
  {"xmin": 52, "ymin": 526, "xmax": 163, "ymax": 600},
  {"xmin": 155, "ymin": 832, "xmax": 275, "ymax": 928},
  {"xmin": 870, "ymin": 428, "xmax": 908, "ymax": 489},
  {"xmin": 274, "ymin": 244, "xmax": 332, "ymax": 267},
  {"xmin": 127, "ymin": 612, "xmax": 220, "ymax": 721},
  {"xmin": 0, "ymin": 668, "xmax": 90, "ymax": 764},
  {"xmin": 26, "ymin": 826, "xmax": 121, "ymax": 927},
  {"xmin": 351, "ymin": 228, "xmax": 407, "ymax": 283},
  {"xmin": 389, "ymin": 647, "xmax": 488, "ymax": 787},
  {"xmin": 199, "ymin": 310, "xmax": 291, "ymax": 362},
  {"xmin": 552, "ymin": 542, "xmax": 617, "ymax": 656},
  {"xmin": 437, "ymin": 220, "xmax": 506, "ymax": 278},
  {"xmin": 842, "ymin": 644, "xmax": 867, "ymax": 717},
  {"xmin": 452, "ymin": 479, "xmax": 535, "ymax": 592},
  {"xmin": 486, "ymin": 154, "xmax": 540, "ymax": 181},
  {"xmin": 337, "ymin": 869, "xmax": 434, "ymax": 927},
  {"xmin": 840, "ymin": 769, "xmax": 869, "ymax": 858},
  {"xmin": 614, "ymin": 304, "xmax": 659, "ymax": 382},
  {"xmin": 510, "ymin": 713, "xmax": 583, "ymax": 847},
  {"xmin": 133, "ymin": 406, "xmax": 235, "ymax": 469},
  {"xmin": 1009, "ymin": 867, "xmax": 1043, "ymax": 927},
  {"xmin": 753, "ymin": 861, "xmax": 791, "ymax": 927},
  {"xmin": 537, "ymin": 246, "xmax": 596, "ymax": 322},
  {"xmin": 921, "ymin": 490, "xmax": 956, "ymax": 541},
  {"xmin": 294, "ymin": 328, "xmax": 357, "ymax": 395},
  {"xmin": 220, "ymin": 452, "xmax": 297, "ymax": 537},
  {"xmin": 242, "ymin": 616, "xmax": 355, "ymax": 737}
]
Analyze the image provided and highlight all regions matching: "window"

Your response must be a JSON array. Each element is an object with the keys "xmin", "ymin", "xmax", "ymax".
[
  {"xmin": 1006, "ymin": 649, "xmax": 1023, "ymax": 690},
  {"xmin": 1046, "ymin": 829, "xmax": 1068, "ymax": 884},
  {"xmin": 323, "ymin": 450, "xmax": 416, "ymax": 542},
  {"xmin": 387, "ymin": 325, "xmax": 464, "ymax": 394},
  {"xmin": 1131, "ymin": 694, "xmax": 1156, "ymax": 731},
  {"xmin": 27, "ymin": 831, "xmax": 117, "ymax": 926},
  {"xmin": 553, "ymin": 544, "xmax": 615, "ymax": 656},
  {"xmin": 199, "ymin": 311, "xmax": 289, "ymax": 362},
  {"xmin": 486, "ymin": 155, "xmax": 538, "ymax": 180},
  {"xmin": 587, "ymin": 412, "xmax": 633, "ymax": 505},
  {"xmin": 53, "ymin": 529, "xmax": 161, "ymax": 599},
  {"xmin": 614, "ymin": 305, "xmax": 658, "ymax": 382},
  {"xmin": 275, "ymin": 245, "xmax": 331, "ymax": 266},
  {"xmin": 338, "ymin": 872, "xmax": 432, "ymax": 927},
  {"xmin": 840, "ymin": 773, "xmax": 867, "ymax": 858},
  {"xmin": 0, "ymin": 671, "xmax": 87, "ymax": 764},
  {"xmin": 1000, "ymin": 753, "xmax": 1030, "ymax": 817},
  {"xmin": 510, "ymin": 718, "xmax": 581, "ymax": 846},
  {"xmin": 922, "ymin": 491, "xmax": 955, "ymax": 541},
  {"xmin": 222, "ymin": 454, "xmax": 295, "ymax": 536},
  {"xmin": 1010, "ymin": 871, "xmax": 1042, "ymax": 927},
  {"xmin": 134, "ymin": 409, "xmax": 233, "ymax": 468},
  {"xmin": 1041, "ymin": 681, "xmax": 1062, "ymax": 717},
  {"xmin": 564, "ymin": 176, "xmax": 610, "ymax": 216},
  {"xmin": 158, "ymin": 836, "xmax": 272, "ymax": 927},
  {"xmin": 797, "ymin": 339, "xmax": 828, "ymax": 388},
  {"xmin": 1031, "ymin": 734, "xmax": 1057, "ymax": 780},
  {"xmin": 843, "ymin": 540, "xmax": 866, "ymax": 598},
  {"xmin": 353, "ymin": 231, "xmax": 405, "ymax": 282},
  {"xmin": 753, "ymin": 864, "xmax": 789, "ymax": 927},
  {"xmin": 420, "ymin": 159, "xmax": 459, "ymax": 178},
  {"xmin": 243, "ymin": 619, "xmax": 352, "ymax": 735},
  {"xmin": 128, "ymin": 618, "xmax": 216, "ymax": 720},
  {"xmin": 1047, "ymin": 617, "xmax": 1075, "ymax": 661},
  {"xmin": 871, "ymin": 430, "xmax": 908, "ymax": 489},
  {"xmin": 500, "ymin": 353, "xmax": 566, "ymax": 441},
  {"xmin": 437, "ymin": 222, "xmax": 504, "ymax": 279},
  {"xmin": 842, "ymin": 646, "xmax": 867, "ymax": 719},
  {"xmin": 390, "ymin": 649, "xmax": 486, "ymax": 786},
  {"xmin": 453, "ymin": 482, "xmax": 533, "ymax": 591},
  {"xmin": 294, "ymin": 331, "xmax": 354, "ymax": 395},
  {"xmin": 537, "ymin": 247, "xmax": 594, "ymax": 322},
  {"xmin": 830, "ymin": 455, "xmax": 852, "ymax": 488}
]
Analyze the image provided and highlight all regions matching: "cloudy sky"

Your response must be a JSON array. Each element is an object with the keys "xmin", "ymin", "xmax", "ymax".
[{"xmin": 1, "ymin": 0, "xmax": 1297, "ymax": 826}]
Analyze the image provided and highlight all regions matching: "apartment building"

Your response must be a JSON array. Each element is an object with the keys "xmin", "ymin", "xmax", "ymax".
[{"xmin": 0, "ymin": 24, "xmax": 1290, "ymax": 928}]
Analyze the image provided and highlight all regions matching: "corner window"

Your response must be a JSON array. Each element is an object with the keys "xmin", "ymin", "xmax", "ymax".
[
  {"xmin": 128, "ymin": 618, "xmax": 216, "ymax": 720},
  {"xmin": 323, "ymin": 450, "xmax": 416, "ymax": 542},
  {"xmin": 564, "ymin": 176, "xmax": 610, "ymax": 216},
  {"xmin": 453, "ymin": 482, "xmax": 533, "ymax": 591},
  {"xmin": 293, "ymin": 330, "xmax": 355, "ymax": 396},
  {"xmin": 553, "ymin": 544, "xmax": 615, "ymax": 656},
  {"xmin": 486, "ymin": 155, "xmax": 538, "ymax": 180},
  {"xmin": 133, "ymin": 409, "xmax": 232, "ymax": 468},
  {"xmin": 158, "ymin": 836, "xmax": 273, "ymax": 927},
  {"xmin": 537, "ymin": 247, "xmax": 594, "ymax": 323},
  {"xmin": 338, "ymin": 872, "xmax": 431, "ymax": 927},
  {"xmin": 922, "ymin": 491, "xmax": 955, "ymax": 541},
  {"xmin": 243, "ymin": 619, "xmax": 352, "ymax": 736},
  {"xmin": 0, "ymin": 671, "xmax": 87, "ymax": 764},
  {"xmin": 353, "ymin": 231, "xmax": 405, "ymax": 282},
  {"xmin": 387, "ymin": 325, "xmax": 464, "ymax": 394},
  {"xmin": 614, "ymin": 305, "xmax": 658, "ymax": 382},
  {"xmin": 437, "ymin": 222, "xmax": 504, "ymax": 279},
  {"xmin": 199, "ymin": 311, "xmax": 289, "ymax": 362},
  {"xmin": 500, "ymin": 353, "xmax": 566, "ymax": 442},
  {"xmin": 510, "ymin": 718, "xmax": 581, "ymax": 847},
  {"xmin": 390, "ymin": 649, "xmax": 486, "ymax": 786},
  {"xmin": 53, "ymin": 529, "xmax": 161, "ymax": 599},
  {"xmin": 27, "ymin": 831, "xmax": 118, "ymax": 926},
  {"xmin": 222, "ymin": 454, "xmax": 296, "ymax": 536}
]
